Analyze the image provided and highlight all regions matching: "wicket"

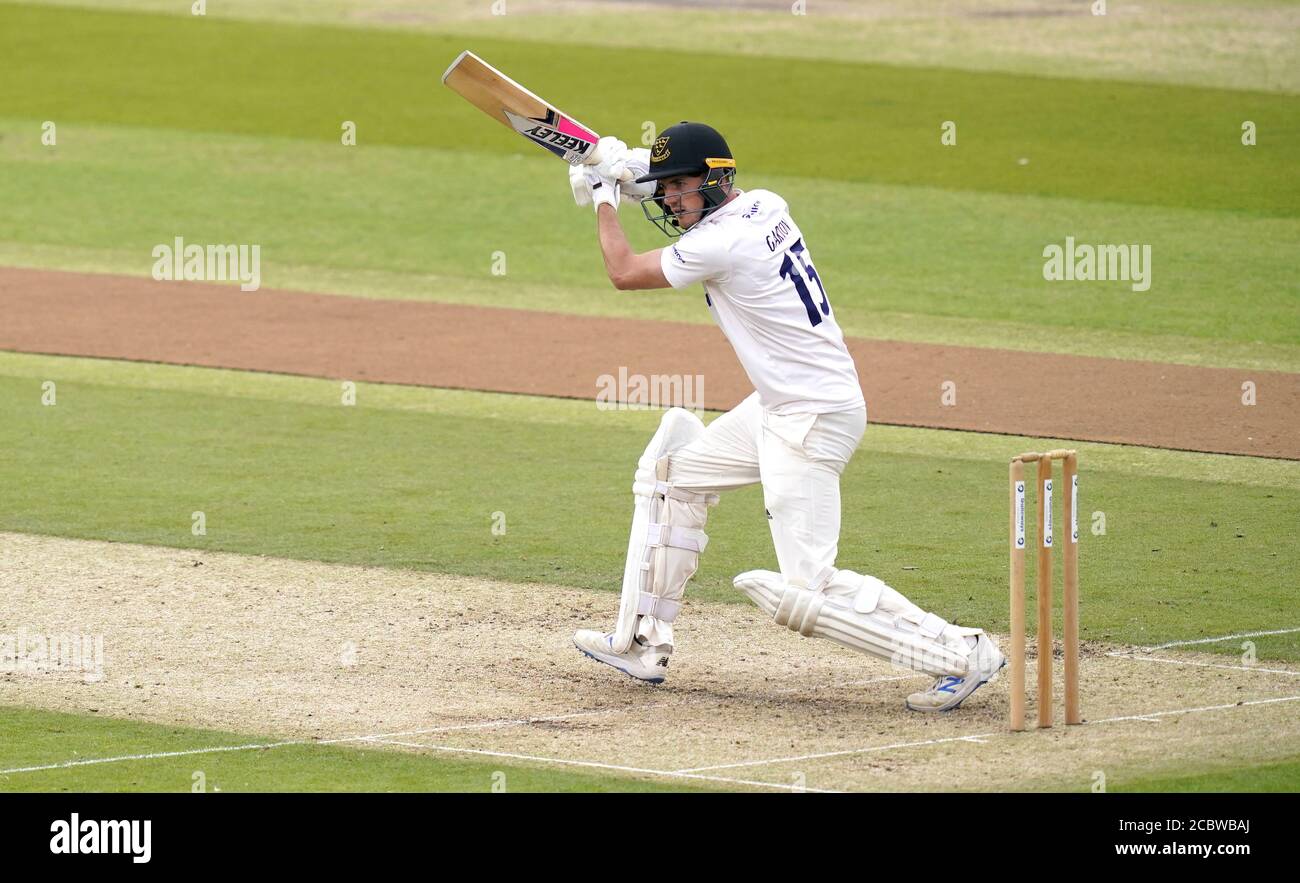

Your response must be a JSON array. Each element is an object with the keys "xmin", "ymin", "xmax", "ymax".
[{"xmin": 1008, "ymin": 449, "xmax": 1080, "ymax": 731}]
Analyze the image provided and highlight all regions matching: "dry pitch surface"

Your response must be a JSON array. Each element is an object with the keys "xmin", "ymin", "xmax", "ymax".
[{"xmin": 4, "ymin": 533, "xmax": 1297, "ymax": 792}]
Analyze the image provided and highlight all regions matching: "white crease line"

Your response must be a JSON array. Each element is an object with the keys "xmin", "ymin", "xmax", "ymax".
[
  {"xmin": 1109, "ymin": 652, "xmax": 1300, "ymax": 678},
  {"xmin": 0, "ymin": 703, "xmax": 667, "ymax": 777},
  {"xmin": 675, "ymin": 733, "xmax": 996, "ymax": 774},
  {"xmin": 9, "ymin": 694, "xmax": 1299, "ymax": 784},
  {"xmin": 1087, "ymin": 694, "xmax": 1300, "ymax": 725},
  {"xmin": 1, "ymin": 740, "xmax": 301, "ymax": 775},
  {"xmin": 1140, "ymin": 627, "xmax": 1300, "ymax": 652},
  {"xmin": 365, "ymin": 738, "xmax": 839, "ymax": 793},
  {"xmin": 677, "ymin": 694, "xmax": 1300, "ymax": 774}
]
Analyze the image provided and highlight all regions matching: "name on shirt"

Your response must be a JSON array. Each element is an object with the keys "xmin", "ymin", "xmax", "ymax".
[{"xmin": 765, "ymin": 219, "xmax": 792, "ymax": 252}]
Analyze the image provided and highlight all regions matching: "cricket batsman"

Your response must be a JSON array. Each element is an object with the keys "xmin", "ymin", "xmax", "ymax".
[{"xmin": 568, "ymin": 122, "xmax": 1005, "ymax": 713}]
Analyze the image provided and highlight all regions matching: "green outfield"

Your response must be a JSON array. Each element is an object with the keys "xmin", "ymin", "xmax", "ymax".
[
  {"xmin": 1, "ymin": 3, "xmax": 1299, "ymax": 370},
  {"xmin": 2, "ymin": 122, "xmax": 1298, "ymax": 370},
  {"xmin": 1114, "ymin": 755, "xmax": 1300, "ymax": 793},
  {"xmin": 25, "ymin": 0, "xmax": 1300, "ymax": 93},
  {"xmin": 1, "ymin": 1, "xmax": 1296, "ymax": 793},
  {"xmin": 7, "ymin": 4, "xmax": 1295, "ymax": 213}
]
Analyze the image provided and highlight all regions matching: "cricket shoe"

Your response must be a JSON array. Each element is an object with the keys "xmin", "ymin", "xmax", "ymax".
[
  {"xmin": 905, "ymin": 633, "xmax": 1006, "ymax": 713},
  {"xmin": 573, "ymin": 630, "xmax": 671, "ymax": 684}
]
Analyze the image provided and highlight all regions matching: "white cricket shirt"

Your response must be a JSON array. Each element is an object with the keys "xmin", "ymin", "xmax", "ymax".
[{"xmin": 659, "ymin": 189, "xmax": 865, "ymax": 416}]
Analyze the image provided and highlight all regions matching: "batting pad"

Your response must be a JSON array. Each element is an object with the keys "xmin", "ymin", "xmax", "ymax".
[
  {"xmin": 612, "ymin": 408, "xmax": 718, "ymax": 653},
  {"xmin": 733, "ymin": 568, "xmax": 977, "ymax": 677}
]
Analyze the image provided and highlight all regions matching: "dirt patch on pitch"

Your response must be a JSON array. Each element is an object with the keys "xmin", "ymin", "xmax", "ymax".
[
  {"xmin": 1, "ymin": 267, "xmax": 1296, "ymax": 459},
  {"xmin": 3, "ymin": 533, "xmax": 1297, "ymax": 791}
]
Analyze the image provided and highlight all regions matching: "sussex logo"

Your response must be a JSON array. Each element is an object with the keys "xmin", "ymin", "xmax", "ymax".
[{"xmin": 650, "ymin": 136, "xmax": 671, "ymax": 163}]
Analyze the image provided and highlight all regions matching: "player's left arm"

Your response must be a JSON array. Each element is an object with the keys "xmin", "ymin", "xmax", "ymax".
[{"xmin": 595, "ymin": 203, "xmax": 670, "ymax": 291}]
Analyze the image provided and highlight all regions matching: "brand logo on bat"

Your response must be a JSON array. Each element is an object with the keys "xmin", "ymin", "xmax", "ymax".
[{"xmin": 503, "ymin": 109, "xmax": 598, "ymax": 164}]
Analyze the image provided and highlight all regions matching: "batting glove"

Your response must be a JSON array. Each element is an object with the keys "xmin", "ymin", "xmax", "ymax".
[
  {"xmin": 569, "ymin": 162, "xmax": 594, "ymax": 207},
  {"xmin": 590, "ymin": 136, "xmax": 630, "ymax": 182},
  {"xmin": 584, "ymin": 167, "xmax": 620, "ymax": 212}
]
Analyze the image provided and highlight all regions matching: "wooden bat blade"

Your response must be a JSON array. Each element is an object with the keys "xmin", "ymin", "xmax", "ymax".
[{"xmin": 442, "ymin": 50, "xmax": 603, "ymax": 166}]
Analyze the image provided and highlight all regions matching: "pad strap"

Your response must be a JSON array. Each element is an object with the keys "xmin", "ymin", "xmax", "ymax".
[
  {"xmin": 774, "ymin": 585, "xmax": 824, "ymax": 637},
  {"xmin": 647, "ymin": 522, "xmax": 710, "ymax": 553},
  {"xmin": 636, "ymin": 593, "xmax": 682, "ymax": 621},
  {"xmin": 658, "ymin": 482, "xmax": 719, "ymax": 506},
  {"xmin": 808, "ymin": 566, "xmax": 837, "ymax": 593},
  {"xmin": 918, "ymin": 613, "xmax": 947, "ymax": 639},
  {"xmin": 853, "ymin": 576, "xmax": 885, "ymax": 614}
]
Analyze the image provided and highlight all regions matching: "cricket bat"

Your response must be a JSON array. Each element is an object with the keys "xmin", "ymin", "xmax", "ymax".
[{"xmin": 441, "ymin": 50, "xmax": 633, "ymax": 181}]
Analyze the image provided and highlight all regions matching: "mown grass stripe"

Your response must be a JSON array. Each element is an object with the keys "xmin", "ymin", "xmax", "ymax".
[{"xmin": 2, "ymin": 4, "xmax": 1296, "ymax": 214}]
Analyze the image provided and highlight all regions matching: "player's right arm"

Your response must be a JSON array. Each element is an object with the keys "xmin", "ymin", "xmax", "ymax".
[
  {"xmin": 595, "ymin": 203, "xmax": 669, "ymax": 290},
  {"xmin": 571, "ymin": 150, "xmax": 727, "ymax": 293}
]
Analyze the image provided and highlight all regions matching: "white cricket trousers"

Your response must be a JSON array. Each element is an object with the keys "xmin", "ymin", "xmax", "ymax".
[{"xmin": 667, "ymin": 392, "xmax": 867, "ymax": 588}]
